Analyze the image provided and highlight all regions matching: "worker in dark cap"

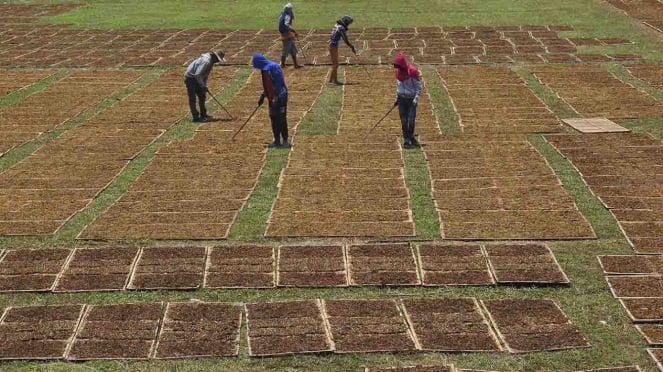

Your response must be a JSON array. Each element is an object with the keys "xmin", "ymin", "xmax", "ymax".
[
  {"xmin": 328, "ymin": 15, "xmax": 355, "ymax": 85},
  {"xmin": 184, "ymin": 50, "xmax": 225, "ymax": 122}
]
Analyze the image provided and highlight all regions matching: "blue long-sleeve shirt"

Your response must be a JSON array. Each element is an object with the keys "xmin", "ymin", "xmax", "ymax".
[
  {"xmin": 278, "ymin": 10, "xmax": 294, "ymax": 36},
  {"xmin": 251, "ymin": 53, "xmax": 288, "ymax": 100}
]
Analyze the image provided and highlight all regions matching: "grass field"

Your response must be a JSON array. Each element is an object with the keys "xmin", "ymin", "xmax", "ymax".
[
  {"xmin": 43, "ymin": 0, "xmax": 663, "ymax": 60},
  {"xmin": 1, "ymin": 0, "xmax": 663, "ymax": 371}
]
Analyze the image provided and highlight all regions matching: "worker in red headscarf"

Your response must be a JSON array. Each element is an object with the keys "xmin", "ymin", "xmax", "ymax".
[{"xmin": 393, "ymin": 51, "xmax": 422, "ymax": 147}]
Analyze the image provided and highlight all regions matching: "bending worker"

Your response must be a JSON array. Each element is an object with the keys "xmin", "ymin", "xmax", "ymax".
[
  {"xmin": 183, "ymin": 50, "xmax": 225, "ymax": 122},
  {"xmin": 328, "ymin": 15, "xmax": 355, "ymax": 85},
  {"xmin": 252, "ymin": 53, "xmax": 291, "ymax": 148}
]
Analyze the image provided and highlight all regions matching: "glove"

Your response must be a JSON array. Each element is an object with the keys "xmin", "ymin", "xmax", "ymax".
[
  {"xmin": 393, "ymin": 99, "xmax": 398, "ymax": 107},
  {"xmin": 413, "ymin": 96, "xmax": 418, "ymax": 106},
  {"xmin": 258, "ymin": 95, "xmax": 265, "ymax": 107},
  {"xmin": 350, "ymin": 45, "xmax": 356, "ymax": 55}
]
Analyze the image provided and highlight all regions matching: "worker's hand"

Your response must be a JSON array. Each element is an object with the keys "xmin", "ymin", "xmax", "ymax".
[
  {"xmin": 393, "ymin": 99, "xmax": 398, "ymax": 107},
  {"xmin": 206, "ymin": 87, "xmax": 211, "ymax": 94},
  {"xmin": 413, "ymin": 96, "xmax": 418, "ymax": 106},
  {"xmin": 258, "ymin": 95, "xmax": 265, "ymax": 107},
  {"xmin": 350, "ymin": 45, "xmax": 356, "ymax": 55}
]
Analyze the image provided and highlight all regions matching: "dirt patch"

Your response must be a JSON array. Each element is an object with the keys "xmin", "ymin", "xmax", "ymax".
[
  {"xmin": 402, "ymin": 298, "xmax": 500, "ymax": 352},
  {"xmin": 532, "ymin": 66, "xmax": 663, "ymax": 119},
  {"xmin": 0, "ymin": 69, "xmax": 53, "ymax": 98},
  {"xmin": 0, "ymin": 249, "xmax": 70, "ymax": 292},
  {"xmin": 636, "ymin": 324, "xmax": 663, "ymax": 346},
  {"xmin": 648, "ymin": 348, "xmax": 663, "ymax": 370},
  {"xmin": 424, "ymin": 135, "xmax": 593, "ymax": 240},
  {"xmin": 482, "ymin": 298, "xmax": 589, "ymax": 353},
  {"xmin": 599, "ymin": 255, "xmax": 662, "ymax": 275},
  {"xmin": 366, "ymin": 366, "xmax": 453, "ymax": 371},
  {"xmin": 55, "ymin": 247, "xmax": 138, "ymax": 292},
  {"xmin": 69, "ymin": 303, "xmax": 162, "ymax": 360},
  {"xmin": 438, "ymin": 66, "xmax": 562, "ymax": 134},
  {"xmin": 631, "ymin": 238, "xmax": 663, "ymax": 254},
  {"xmin": 485, "ymin": 243, "xmax": 569, "ymax": 284},
  {"xmin": 246, "ymin": 300, "xmax": 332, "ymax": 356},
  {"xmin": 0, "ymin": 70, "xmax": 140, "ymax": 155},
  {"xmin": 607, "ymin": 275, "xmax": 663, "ymax": 298},
  {"xmin": 155, "ymin": 302, "xmax": 242, "ymax": 358},
  {"xmin": 417, "ymin": 243, "xmax": 493, "ymax": 286},
  {"xmin": 605, "ymin": 0, "xmax": 663, "ymax": 35},
  {"xmin": 205, "ymin": 245, "xmax": 274, "ymax": 288},
  {"xmin": 347, "ymin": 243, "xmax": 420, "ymax": 286},
  {"xmin": 277, "ymin": 245, "xmax": 347, "ymax": 287},
  {"xmin": 620, "ymin": 298, "xmax": 663, "ymax": 321},
  {"xmin": 0, "ymin": 305, "xmax": 84, "ymax": 360},
  {"xmin": 324, "ymin": 299, "xmax": 416, "ymax": 353},
  {"xmin": 129, "ymin": 247, "xmax": 205, "ymax": 290},
  {"xmin": 627, "ymin": 65, "xmax": 663, "ymax": 89}
]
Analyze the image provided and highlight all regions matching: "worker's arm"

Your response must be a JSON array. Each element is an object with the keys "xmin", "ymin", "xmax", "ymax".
[{"xmin": 341, "ymin": 31, "xmax": 356, "ymax": 54}]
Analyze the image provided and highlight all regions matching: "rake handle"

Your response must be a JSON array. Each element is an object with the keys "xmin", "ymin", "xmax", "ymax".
[
  {"xmin": 231, "ymin": 105, "xmax": 261, "ymax": 141},
  {"xmin": 369, "ymin": 105, "xmax": 397, "ymax": 132}
]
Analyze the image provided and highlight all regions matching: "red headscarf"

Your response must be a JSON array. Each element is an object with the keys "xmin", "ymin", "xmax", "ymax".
[{"xmin": 393, "ymin": 51, "xmax": 420, "ymax": 81}]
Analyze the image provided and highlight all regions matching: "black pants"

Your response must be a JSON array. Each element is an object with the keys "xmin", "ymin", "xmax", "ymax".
[
  {"xmin": 397, "ymin": 96, "xmax": 417, "ymax": 141},
  {"xmin": 269, "ymin": 96, "xmax": 288, "ymax": 143},
  {"xmin": 185, "ymin": 77, "xmax": 206, "ymax": 120}
]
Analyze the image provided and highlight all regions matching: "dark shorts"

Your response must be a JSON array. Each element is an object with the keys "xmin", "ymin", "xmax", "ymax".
[{"xmin": 282, "ymin": 38, "xmax": 297, "ymax": 56}]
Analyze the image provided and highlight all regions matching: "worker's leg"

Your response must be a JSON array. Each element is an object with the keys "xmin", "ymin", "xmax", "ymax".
[
  {"xmin": 268, "ymin": 100, "xmax": 281, "ymax": 147},
  {"xmin": 196, "ymin": 84, "xmax": 207, "ymax": 119},
  {"xmin": 329, "ymin": 47, "xmax": 339, "ymax": 84},
  {"xmin": 184, "ymin": 78, "xmax": 200, "ymax": 121},
  {"xmin": 408, "ymin": 101, "xmax": 418, "ymax": 145},
  {"xmin": 279, "ymin": 97, "xmax": 290, "ymax": 146}
]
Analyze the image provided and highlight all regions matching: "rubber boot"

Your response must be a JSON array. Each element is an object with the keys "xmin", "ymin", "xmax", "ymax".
[
  {"xmin": 292, "ymin": 55, "xmax": 304, "ymax": 68},
  {"xmin": 280, "ymin": 137, "xmax": 292, "ymax": 148}
]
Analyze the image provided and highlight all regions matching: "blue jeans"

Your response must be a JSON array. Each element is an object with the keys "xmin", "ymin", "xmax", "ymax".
[{"xmin": 397, "ymin": 96, "xmax": 417, "ymax": 141}]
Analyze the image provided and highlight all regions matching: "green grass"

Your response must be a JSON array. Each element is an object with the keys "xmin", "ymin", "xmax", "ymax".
[
  {"xmin": 296, "ymin": 70, "xmax": 341, "ymax": 136},
  {"xmin": 1, "ymin": 1, "xmax": 662, "ymax": 371},
  {"xmin": 0, "ymin": 69, "xmax": 72, "ymax": 107},
  {"xmin": 402, "ymin": 148, "xmax": 440, "ymax": 239},
  {"xmin": 421, "ymin": 66, "xmax": 461, "ymax": 134},
  {"xmin": 226, "ymin": 147, "xmax": 290, "ymax": 241},
  {"xmin": 616, "ymin": 117, "xmax": 663, "ymax": 140},
  {"xmin": 40, "ymin": 1, "xmax": 663, "ymax": 60}
]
